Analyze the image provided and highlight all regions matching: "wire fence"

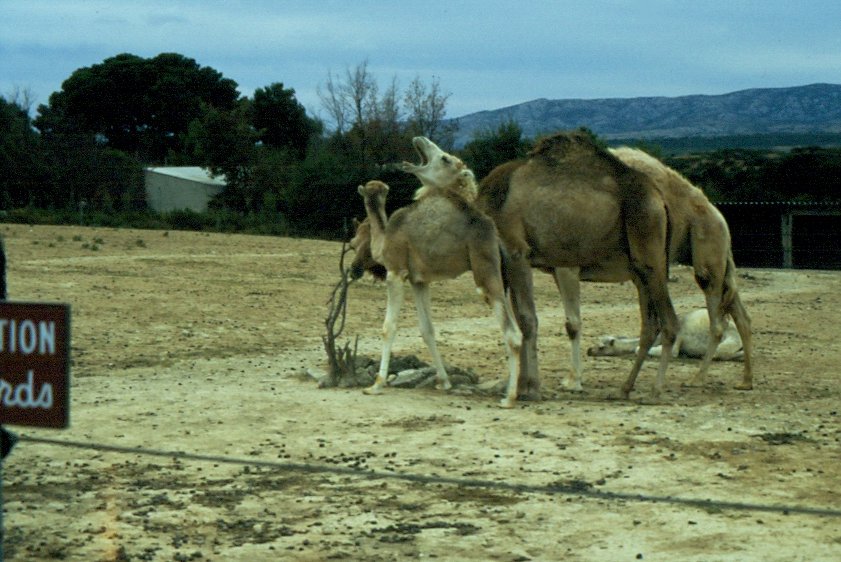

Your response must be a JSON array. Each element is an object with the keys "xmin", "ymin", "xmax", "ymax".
[
  {"xmin": 719, "ymin": 205, "xmax": 841, "ymax": 269},
  {"xmin": 16, "ymin": 434, "xmax": 841, "ymax": 519}
]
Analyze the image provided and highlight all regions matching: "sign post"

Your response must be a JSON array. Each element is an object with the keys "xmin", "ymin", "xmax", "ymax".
[{"xmin": 0, "ymin": 301, "xmax": 71, "ymax": 560}]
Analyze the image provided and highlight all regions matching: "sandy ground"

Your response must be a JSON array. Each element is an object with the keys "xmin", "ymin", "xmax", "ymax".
[{"xmin": 1, "ymin": 223, "xmax": 840, "ymax": 562}]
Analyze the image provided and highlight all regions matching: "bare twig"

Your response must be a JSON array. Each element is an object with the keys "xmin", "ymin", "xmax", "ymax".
[{"xmin": 322, "ymin": 241, "xmax": 358, "ymax": 387}]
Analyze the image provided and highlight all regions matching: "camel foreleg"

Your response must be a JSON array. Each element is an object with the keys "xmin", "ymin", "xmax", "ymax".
[
  {"xmin": 506, "ymin": 256, "xmax": 541, "ymax": 400},
  {"xmin": 365, "ymin": 273, "xmax": 404, "ymax": 395},
  {"xmin": 552, "ymin": 267, "xmax": 583, "ymax": 391}
]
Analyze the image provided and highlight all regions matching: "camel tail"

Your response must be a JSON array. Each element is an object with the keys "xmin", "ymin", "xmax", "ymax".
[{"xmin": 498, "ymin": 242, "xmax": 513, "ymax": 292}]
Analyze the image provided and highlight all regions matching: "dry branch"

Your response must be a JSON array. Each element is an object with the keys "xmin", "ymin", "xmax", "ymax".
[{"xmin": 321, "ymin": 241, "xmax": 359, "ymax": 387}]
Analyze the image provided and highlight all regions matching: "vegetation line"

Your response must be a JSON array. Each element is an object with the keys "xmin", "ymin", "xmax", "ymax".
[{"xmin": 18, "ymin": 434, "xmax": 841, "ymax": 518}]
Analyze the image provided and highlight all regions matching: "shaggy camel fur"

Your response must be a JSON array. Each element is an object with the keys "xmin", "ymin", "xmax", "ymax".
[
  {"xmin": 587, "ymin": 308, "xmax": 745, "ymax": 361},
  {"xmin": 403, "ymin": 132, "xmax": 679, "ymax": 400},
  {"xmin": 551, "ymin": 148, "xmax": 753, "ymax": 392},
  {"xmin": 353, "ymin": 180, "xmax": 523, "ymax": 408}
]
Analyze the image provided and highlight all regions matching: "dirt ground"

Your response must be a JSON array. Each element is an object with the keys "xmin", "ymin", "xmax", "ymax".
[{"xmin": 1, "ymin": 222, "xmax": 840, "ymax": 562}]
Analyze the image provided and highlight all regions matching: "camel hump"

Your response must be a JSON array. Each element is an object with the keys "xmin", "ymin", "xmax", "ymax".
[{"xmin": 528, "ymin": 129, "xmax": 608, "ymax": 162}]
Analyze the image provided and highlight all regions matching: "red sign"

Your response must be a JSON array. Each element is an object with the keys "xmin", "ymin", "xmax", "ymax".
[{"xmin": 0, "ymin": 302, "xmax": 70, "ymax": 428}]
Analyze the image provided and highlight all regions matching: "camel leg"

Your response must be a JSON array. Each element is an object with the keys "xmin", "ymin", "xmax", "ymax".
[
  {"xmin": 727, "ymin": 292, "xmax": 753, "ymax": 390},
  {"xmin": 690, "ymin": 288, "xmax": 726, "ymax": 387},
  {"xmin": 621, "ymin": 282, "xmax": 659, "ymax": 398},
  {"xmin": 552, "ymin": 267, "xmax": 583, "ymax": 391},
  {"xmin": 410, "ymin": 282, "xmax": 452, "ymax": 391},
  {"xmin": 650, "ymin": 284, "xmax": 677, "ymax": 397},
  {"xmin": 506, "ymin": 254, "xmax": 541, "ymax": 400},
  {"xmin": 622, "ymin": 275, "xmax": 677, "ymax": 399},
  {"xmin": 364, "ymin": 273, "xmax": 404, "ymax": 395},
  {"xmin": 489, "ymin": 294, "xmax": 523, "ymax": 408}
]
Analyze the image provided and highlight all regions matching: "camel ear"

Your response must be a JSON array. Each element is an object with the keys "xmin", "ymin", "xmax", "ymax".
[
  {"xmin": 352, "ymin": 217, "xmax": 360, "ymax": 228},
  {"xmin": 358, "ymin": 184, "xmax": 365, "ymax": 195}
]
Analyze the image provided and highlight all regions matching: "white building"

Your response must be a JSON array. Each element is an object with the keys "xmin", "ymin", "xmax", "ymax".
[{"xmin": 144, "ymin": 167, "xmax": 226, "ymax": 213}]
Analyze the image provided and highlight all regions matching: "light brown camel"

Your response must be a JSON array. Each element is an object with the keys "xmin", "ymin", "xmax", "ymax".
[
  {"xmin": 352, "ymin": 180, "xmax": 523, "ymax": 408},
  {"xmin": 402, "ymin": 139, "xmax": 753, "ymax": 394},
  {"xmin": 402, "ymin": 132, "xmax": 680, "ymax": 400}
]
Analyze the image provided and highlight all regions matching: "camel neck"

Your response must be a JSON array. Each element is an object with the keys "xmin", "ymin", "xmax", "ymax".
[{"xmin": 362, "ymin": 196, "xmax": 388, "ymax": 234}]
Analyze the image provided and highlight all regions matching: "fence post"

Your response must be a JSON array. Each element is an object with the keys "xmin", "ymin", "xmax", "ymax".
[{"xmin": 781, "ymin": 211, "xmax": 794, "ymax": 269}]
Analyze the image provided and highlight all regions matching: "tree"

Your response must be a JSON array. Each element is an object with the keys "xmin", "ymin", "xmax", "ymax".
[
  {"xmin": 252, "ymin": 82, "xmax": 320, "ymax": 158},
  {"xmin": 460, "ymin": 120, "xmax": 531, "ymax": 180},
  {"xmin": 185, "ymin": 100, "xmax": 259, "ymax": 212},
  {"xmin": 403, "ymin": 75, "xmax": 453, "ymax": 147},
  {"xmin": 34, "ymin": 53, "xmax": 240, "ymax": 163},
  {"xmin": 0, "ymin": 97, "xmax": 50, "ymax": 207}
]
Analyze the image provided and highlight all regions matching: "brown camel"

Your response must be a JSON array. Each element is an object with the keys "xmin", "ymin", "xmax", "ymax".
[
  {"xmin": 611, "ymin": 148, "xmax": 752, "ymax": 388},
  {"xmin": 400, "ymin": 137, "xmax": 752, "ymax": 395},
  {"xmin": 401, "ymin": 132, "xmax": 680, "ymax": 400},
  {"xmin": 352, "ymin": 180, "xmax": 523, "ymax": 408}
]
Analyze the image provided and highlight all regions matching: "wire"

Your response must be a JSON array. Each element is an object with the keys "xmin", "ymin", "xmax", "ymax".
[{"xmin": 17, "ymin": 434, "xmax": 841, "ymax": 518}]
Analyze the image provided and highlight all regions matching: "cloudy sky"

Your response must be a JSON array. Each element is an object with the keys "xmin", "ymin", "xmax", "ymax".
[{"xmin": 2, "ymin": 1, "xmax": 840, "ymax": 121}]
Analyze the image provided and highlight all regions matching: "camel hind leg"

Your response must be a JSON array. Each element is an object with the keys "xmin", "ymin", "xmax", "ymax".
[
  {"xmin": 621, "ymin": 207, "xmax": 678, "ymax": 399},
  {"xmin": 471, "ymin": 244, "xmax": 523, "ymax": 408},
  {"xmin": 410, "ymin": 282, "xmax": 452, "ymax": 391},
  {"xmin": 621, "ymin": 268, "xmax": 678, "ymax": 399},
  {"xmin": 725, "ymin": 282, "xmax": 753, "ymax": 390}
]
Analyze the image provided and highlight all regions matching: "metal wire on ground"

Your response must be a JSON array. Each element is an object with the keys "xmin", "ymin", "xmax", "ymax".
[{"xmin": 16, "ymin": 434, "xmax": 841, "ymax": 518}]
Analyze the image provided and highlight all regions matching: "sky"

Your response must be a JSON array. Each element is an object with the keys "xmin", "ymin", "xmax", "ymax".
[{"xmin": 2, "ymin": 0, "xmax": 841, "ymax": 122}]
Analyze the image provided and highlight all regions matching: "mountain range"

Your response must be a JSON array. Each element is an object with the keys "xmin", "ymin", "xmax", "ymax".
[{"xmin": 450, "ymin": 83, "xmax": 841, "ymax": 147}]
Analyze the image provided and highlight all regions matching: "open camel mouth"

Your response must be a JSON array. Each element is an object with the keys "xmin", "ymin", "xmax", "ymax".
[
  {"xmin": 412, "ymin": 137, "xmax": 430, "ymax": 166},
  {"xmin": 400, "ymin": 137, "xmax": 433, "ymax": 172}
]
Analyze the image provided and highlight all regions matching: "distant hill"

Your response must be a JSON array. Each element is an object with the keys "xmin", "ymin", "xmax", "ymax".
[{"xmin": 450, "ymin": 83, "xmax": 841, "ymax": 148}]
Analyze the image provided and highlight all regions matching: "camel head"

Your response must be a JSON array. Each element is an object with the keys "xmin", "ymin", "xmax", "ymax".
[
  {"xmin": 348, "ymin": 217, "xmax": 386, "ymax": 281},
  {"xmin": 358, "ymin": 179, "xmax": 389, "ymax": 201},
  {"xmin": 400, "ymin": 137, "xmax": 475, "ymax": 198},
  {"xmin": 586, "ymin": 335, "xmax": 639, "ymax": 357}
]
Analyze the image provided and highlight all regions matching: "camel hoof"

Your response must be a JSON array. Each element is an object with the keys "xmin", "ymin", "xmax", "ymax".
[
  {"xmin": 517, "ymin": 389, "xmax": 541, "ymax": 402},
  {"xmin": 498, "ymin": 398, "xmax": 516, "ymax": 409},
  {"xmin": 733, "ymin": 382, "xmax": 753, "ymax": 391},
  {"xmin": 620, "ymin": 385, "xmax": 633, "ymax": 399},
  {"xmin": 562, "ymin": 380, "xmax": 583, "ymax": 392},
  {"xmin": 363, "ymin": 385, "xmax": 384, "ymax": 395},
  {"xmin": 436, "ymin": 380, "xmax": 453, "ymax": 391}
]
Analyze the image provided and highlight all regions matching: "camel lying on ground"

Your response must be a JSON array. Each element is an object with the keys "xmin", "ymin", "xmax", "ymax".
[
  {"xmin": 587, "ymin": 308, "xmax": 745, "ymax": 361},
  {"xmin": 352, "ymin": 180, "xmax": 523, "ymax": 408},
  {"xmin": 402, "ymin": 132, "xmax": 679, "ymax": 400}
]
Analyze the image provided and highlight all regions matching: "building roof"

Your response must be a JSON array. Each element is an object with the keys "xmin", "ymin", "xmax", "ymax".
[{"xmin": 145, "ymin": 167, "xmax": 226, "ymax": 186}]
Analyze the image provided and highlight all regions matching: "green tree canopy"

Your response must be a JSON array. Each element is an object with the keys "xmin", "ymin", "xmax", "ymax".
[
  {"xmin": 0, "ymin": 98, "xmax": 50, "ymax": 207},
  {"xmin": 34, "ymin": 53, "xmax": 240, "ymax": 163},
  {"xmin": 252, "ymin": 83, "xmax": 320, "ymax": 158},
  {"xmin": 460, "ymin": 120, "xmax": 531, "ymax": 180}
]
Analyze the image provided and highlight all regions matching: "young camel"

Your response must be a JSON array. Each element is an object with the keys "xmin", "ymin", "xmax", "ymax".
[
  {"xmin": 353, "ymin": 180, "xmax": 523, "ymax": 408},
  {"xmin": 587, "ymin": 308, "xmax": 745, "ymax": 361},
  {"xmin": 550, "ymin": 148, "xmax": 753, "ymax": 392},
  {"xmin": 403, "ymin": 132, "xmax": 679, "ymax": 400}
]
